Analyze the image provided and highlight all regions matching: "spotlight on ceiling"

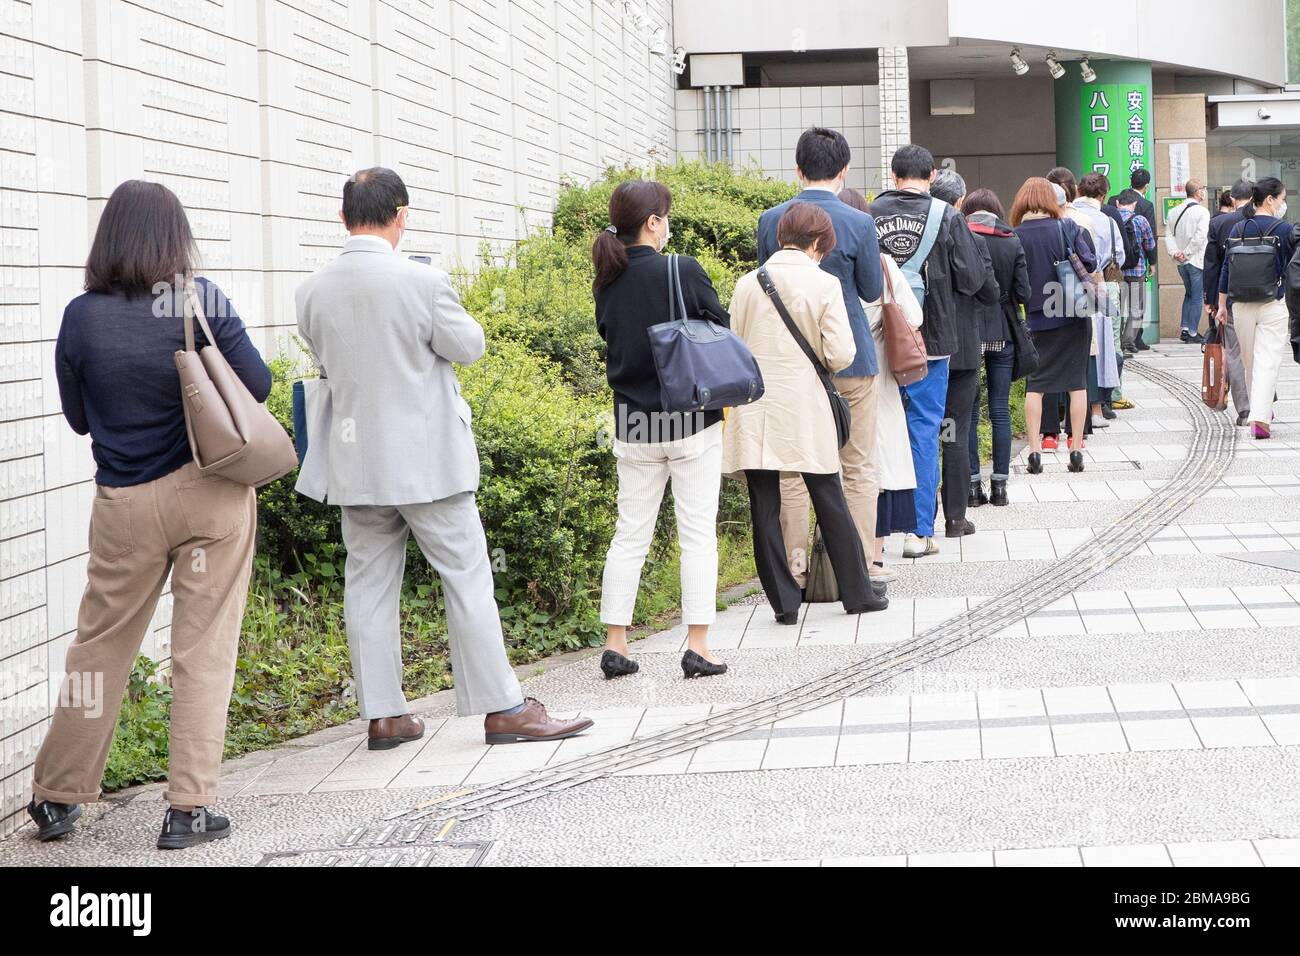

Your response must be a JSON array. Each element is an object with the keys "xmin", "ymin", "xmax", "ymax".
[
  {"xmin": 1009, "ymin": 47, "xmax": 1029, "ymax": 76},
  {"xmin": 1045, "ymin": 52, "xmax": 1065, "ymax": 80},
  {"xmin": 1079, "ymin": 57, "xmax": 1097, "ymax": 83},
  {"xmin": 670, "ymin": 46, "xmax": 687, "ymax": 76},
  {"xmin": 648, "ymin": 27, "xmax": 668, "ymax": 56}
]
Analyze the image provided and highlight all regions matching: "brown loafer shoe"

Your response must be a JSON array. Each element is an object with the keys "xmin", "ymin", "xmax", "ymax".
[
  {"xmin": 368, "ymin": 714, "xmax": 425, "ymax": 750},
  {"xmin": 483, "ymin": 698, "xmax": 594, "ymax": 744}
]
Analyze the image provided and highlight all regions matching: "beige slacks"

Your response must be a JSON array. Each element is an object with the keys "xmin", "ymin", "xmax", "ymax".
[
  {"xmin": 33, "ymin": 462, "xmax": 256, "ymax": 808},
  {"xmin": 1231, "ymin": 297, "xmax": 1289, "ymax": 427},
  {"xmin": 779, "ymin": 374, "xmax": 880, "ymax": 588}
]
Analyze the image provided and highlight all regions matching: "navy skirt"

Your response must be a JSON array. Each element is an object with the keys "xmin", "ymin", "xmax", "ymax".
[{"xmin": 875, "ymin": 488, "xmax": 917, "ymax": 537}]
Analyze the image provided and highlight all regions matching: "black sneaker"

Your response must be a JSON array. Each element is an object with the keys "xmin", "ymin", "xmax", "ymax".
[
  {"xmin": 157, "ymin": 807, "xmax": 231, "ymax": 850},
  {"xmin": 27, "ymin": 799, "xmax": 81, "ymax": 842},
  {"xmin": 1181, "ymin": 331, "xmax": 1204, "ymax": 344}
]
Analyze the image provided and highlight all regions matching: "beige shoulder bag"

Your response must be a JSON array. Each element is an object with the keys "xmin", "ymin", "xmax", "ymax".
[{"xmin": 174, "ymin": 281, "xmax": 297, "ymax": 487}]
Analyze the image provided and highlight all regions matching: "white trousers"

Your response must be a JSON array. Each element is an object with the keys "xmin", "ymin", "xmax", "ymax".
[
  {"xmin": 1232, "ymin": 296, "xmax": 1289, "ymax": 426},
  {"xmin": 600, "ymin": 422, "xmax": 722, "ymax": 626}
]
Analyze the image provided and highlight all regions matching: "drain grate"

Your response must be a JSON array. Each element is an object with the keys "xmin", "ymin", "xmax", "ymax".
[
  {"xmin": 258, "ymin": 841, "xmax": 493, "ymax": 867},
  {"xmin": 346, "ymin": 359, "xmax": 1232, "ymax": 836}
]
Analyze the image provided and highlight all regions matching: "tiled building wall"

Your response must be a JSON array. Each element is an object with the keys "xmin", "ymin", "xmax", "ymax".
[
  {"xmin": 0, "ymin": 0, "xmax": 676, "ymax": 837},
  {"xmin": 674, "ymin": 85, "xmax": 883, "ymax": 194}
]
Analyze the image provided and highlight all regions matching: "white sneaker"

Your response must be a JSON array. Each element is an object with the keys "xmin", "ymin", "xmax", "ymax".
[
  {"xmin": 902, "ymin": 534, "xmax": 939, "ymax": 558},
  {"xmin": 869, "ymin": 563, "xmax": 899, "ymax": 583}
]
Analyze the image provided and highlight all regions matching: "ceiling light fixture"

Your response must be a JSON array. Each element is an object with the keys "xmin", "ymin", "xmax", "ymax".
[{"xmin": 1009, "ymin": 48, "xmax": 1029, "ymax": 76}]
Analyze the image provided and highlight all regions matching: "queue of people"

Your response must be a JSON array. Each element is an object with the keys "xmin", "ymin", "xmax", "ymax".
[{"xmin": 29, "ymin": 125, "xmax": 1296, "ymax": 851}]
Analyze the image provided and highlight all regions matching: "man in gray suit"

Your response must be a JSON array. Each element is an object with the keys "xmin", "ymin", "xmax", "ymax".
[{"xmin": 296, "ymin": 168, "xmax": 593, "ymax": 749}]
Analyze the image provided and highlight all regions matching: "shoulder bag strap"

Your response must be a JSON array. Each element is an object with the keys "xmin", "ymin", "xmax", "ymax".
[
  {"xmin": 903, "ymin": 196, "xmax": 946, "ymax": 274},
  {"xmin": 756, "ymin": 266, "xmax": 831, "ymax": 381},
  {"xmin": 670, "ymin": 253, "xmax": 690, "ymax": 322},
  {"xmin": 182, "ymin": 280, "xmax": 219, "ymax": 353},
  {"xmin": 1170, "ymin": 200, "xmax": 1192, "ymax": 239}
]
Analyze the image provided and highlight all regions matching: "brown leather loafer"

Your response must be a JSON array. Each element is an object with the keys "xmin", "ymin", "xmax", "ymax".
[
  {"xmin": 483, "ymin": 698, "xmax": 594, "ymax": 744},
  {"xmin": 368, "ymin": 714, "xmax": 425, "ymax": 750}
]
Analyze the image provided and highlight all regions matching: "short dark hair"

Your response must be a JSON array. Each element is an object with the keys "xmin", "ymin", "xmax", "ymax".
[
  {"xmin": 342, "ymin": 167, "xmax": 410, "ymax": 230},
  {"xmin": 1077, "ymin": 172, "xmax": 1108, "ymax": 200},
  {"xmin": 1130, "ymin": 167, "xmax": 1151, "ymax": 190},
  {"xmin": 795, "ymin": 127, "xmax": 851, "ymax": 181},
  {"xmin": 1116, "ymin": 188, "xmax": 1141, "ymax": 206},
  {"xmin": 84, "ymin": 180, "xmax": 198, "ymax": 297},
  {"xmin": 777, "ymin": 201, "xmax": 837, "ymax": 256},
  {"xmin": 1230, "ymin": 178, "xmax": 1255, "ymax": 202},
  {"xmin": 891, "ymin": 144, "xmax": 935, "ymax": 181},
  {"xmin": 962, "ymin": 188, "xmax": 1005, "ymax": 220}
]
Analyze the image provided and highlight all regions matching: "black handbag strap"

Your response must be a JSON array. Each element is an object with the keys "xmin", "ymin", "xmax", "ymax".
[
  {"xmin": 756, "ymin": 266, "xmax": 835, "ymax": 388},
  {"xmin": 666, "ymin": 253, "xmax": 690, "ymax": 323}
]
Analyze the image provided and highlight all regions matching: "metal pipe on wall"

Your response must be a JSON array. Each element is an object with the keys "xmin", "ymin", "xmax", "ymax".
[
  {"xmin": 703, "ymin": 85, "xmax": 714, "ymax": 161},
  {"xmin": 723, "ymin": 85, "xmax": 733, "ymax": 165},
  {"xmin": 712, "ymin": 84, "xmax": 723, "ymax": 164}
]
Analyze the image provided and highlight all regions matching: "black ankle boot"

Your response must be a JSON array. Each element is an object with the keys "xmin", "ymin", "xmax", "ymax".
[
  {"xmin": 945, "ymin": 518, "xmax": 976, "ymax": 538},
  {"xmin": 968, "ymin": 479, "xmax": 988, "ymax": 507},
  {"xmin": 1027, "ymin": 452, "xmax": 1043, "ymax": 475},
  {"xmin": 157, "ymin": 807, "xmax": 230, "ymax": 850},
  {"xmin": 990, "ymin": 479, "xmax": 1008, "ymax": 506}
]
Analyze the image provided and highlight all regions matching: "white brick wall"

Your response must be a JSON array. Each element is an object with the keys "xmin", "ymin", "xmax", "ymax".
[
  {"xmin": 675, "ymin": 84, "xmax": 883, "ymax": 194},
  {"xmin": 0, "ymin": 0, "xmax": 676, "ymax": 837}
]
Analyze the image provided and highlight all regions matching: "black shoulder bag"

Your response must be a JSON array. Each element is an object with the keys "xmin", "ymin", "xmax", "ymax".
[{"xmin": 755, "ymin": 266, "xmax": 851, "ymax": 448}]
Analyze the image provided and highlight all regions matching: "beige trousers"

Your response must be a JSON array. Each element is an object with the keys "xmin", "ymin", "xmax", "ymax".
[
  {"xmin": 33, "ymin": 462, "xmax": 256, "ymax": 808},
  {"xmin": 1231, "ymin": 296, "xmax": 1289, "ymax": 426},
  {"xmin": 779, "ymin": 374, "xmax": 880, "ymax": 588}
]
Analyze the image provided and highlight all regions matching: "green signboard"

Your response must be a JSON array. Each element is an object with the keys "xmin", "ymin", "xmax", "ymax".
[{"xmin": 1080, "ymin": 83, "xmax": 1154, "ymax": 184}]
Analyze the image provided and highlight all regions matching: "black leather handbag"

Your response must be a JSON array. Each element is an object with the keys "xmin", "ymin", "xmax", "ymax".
[{"xmin": 755, "ymin": 266, "xmax": 851, "ymax": 448}]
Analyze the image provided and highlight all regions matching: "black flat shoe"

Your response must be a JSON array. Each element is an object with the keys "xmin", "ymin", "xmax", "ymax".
[
  {"xmin": 157, "ymin": 807, "xmax": 230, "ymax": 850},
  {"xmin": 1026, "ymin": 452, "xmax": 1043, "ymax": 475},
  {"xmin": 599, "ymin": 649, "xmax": 638, "ymax": 680},
  {"xmin": 776, "ymin": 610, "xmax": 799, "ymax": 625},
  {"xmin": 945, "ymin": 518, "xmax": 975, "ymax": 538},
  {"xmin": 1068, "ymin": 450, "xmax": 1085, "ymax": 473},
  {"xmin": 681, "ymin": 649, "xmax": 727, "ymax": 679},
  {"xmin": 990, "ymin": 479, "xmax": 1008, "ymax": 506},
  {"xmin": 27, "ymin": 799, "xmax": 81, "ymax": 842},
  {"xmin": 846, "ymin": 591, "xmax": 889, "ymax": 613},
  {"xmin": 871, "ymin": 580, "xmax": 887, "ymax": 598}
]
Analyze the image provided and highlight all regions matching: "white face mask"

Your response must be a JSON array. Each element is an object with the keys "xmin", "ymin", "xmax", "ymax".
[
  {"xmin": 1276, "ymin": 200, "xmax": 1288, "ymax": 219},
  {"xmin": 656, "ymin": 216, "xmax": 670, "ymax": 251}
]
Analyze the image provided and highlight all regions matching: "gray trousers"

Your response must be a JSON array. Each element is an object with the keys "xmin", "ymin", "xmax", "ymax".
[
  {"xmin": 340, "ymin": 493, "xmax": 523, "ymax": 719},
  {"xmin": 1223, "ymin": 320, "xmax": 1250, "ymax": 416}
]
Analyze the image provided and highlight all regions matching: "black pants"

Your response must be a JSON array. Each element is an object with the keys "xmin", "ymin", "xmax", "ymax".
[
  {"xmin": 745, "ymin": 469, "xmax": 871, "ymax": 616},
  {"xmin": 941, "ymin": 367, "xmax": 979, "ymax": 524},
  {"xmin": 1041, "ymin": 392, "xmax": 1093, "ymax": 438}
]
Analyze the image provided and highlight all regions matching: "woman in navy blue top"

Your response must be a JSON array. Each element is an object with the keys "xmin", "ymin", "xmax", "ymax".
[
  {"xmin": 30, "ymin": 180, "xmax": 271, "ymax": 850},
  {"xmin": 1215, "ymin": 177, "xmax": 1295, "ymax": 438},
  {"xmin": 1011, "ymin": 177, "xmax": 1097, "ymax": 475}
]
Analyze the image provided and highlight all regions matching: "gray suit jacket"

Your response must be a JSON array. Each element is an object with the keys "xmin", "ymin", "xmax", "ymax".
[{"xmin": 295, "ymin": 235, "xmax": 484, "ymax": 506}]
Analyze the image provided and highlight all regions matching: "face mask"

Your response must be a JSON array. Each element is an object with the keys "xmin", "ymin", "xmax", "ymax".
[
  {"xmin": 658, "ymin": 217, "xmax": 670, "ymax": 251},
  {"xmin": 1277, "ymin": 201, "xmax": 1288, "ymax": 219}
]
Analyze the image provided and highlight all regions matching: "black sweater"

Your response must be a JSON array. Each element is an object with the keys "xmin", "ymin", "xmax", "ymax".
[{"xmin": 594, "ymin": 245, "xmax": 730, "ymax": 442}]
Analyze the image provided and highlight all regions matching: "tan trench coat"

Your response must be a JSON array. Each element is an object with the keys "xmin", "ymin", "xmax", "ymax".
[{"xmin": 721, "ymin": 249, "xmax": 857, "ymax": 475}]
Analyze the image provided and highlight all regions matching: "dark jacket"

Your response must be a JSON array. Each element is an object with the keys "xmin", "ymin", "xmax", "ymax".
[
  {"xmin": 55, "ymin": 276, "xmax": 272, "ymax": 487},
  {"xmin": 869, "ymin": 189, "xmax": 989, "ymax": 360},
  {"xmin": 757, "ymin": 188, "xmax": 883, "ymax": 377},
  {"xmin": 968, "ymin": 212, "xmax": 1031, "ymax": 344},
  {"xmin": 594, "ymin": 246, "xmax": 730, "ymax": 442},
  {"xmin": 1106, "ymin": 191, "xmax": 1156, "ymax": 235},
  {"xmin": 1204, "ymin": 208, "xmax": 1245, "ymax": 307},
  {"xmin": 950, "ymin": 229, "xmax": 1001, "ymax": 370},
  {"xmin": 1013, "ymin": 216, "xmax": 1098, "ymax": 332}
]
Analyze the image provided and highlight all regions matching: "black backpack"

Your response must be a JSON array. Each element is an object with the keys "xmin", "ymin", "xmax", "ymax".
[
  {"xmin": 1117, "ymin": 215, "xmax": 1141, "ymax": 271},
  {"xmin": 1225, "ymin": 218, "xmax": 1285, "ymax": 303}
]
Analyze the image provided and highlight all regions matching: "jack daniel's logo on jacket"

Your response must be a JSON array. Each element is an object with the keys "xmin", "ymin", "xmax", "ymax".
[{"xmin": 874, "ymin": 211, "xmax": 930, "ymax": 262}]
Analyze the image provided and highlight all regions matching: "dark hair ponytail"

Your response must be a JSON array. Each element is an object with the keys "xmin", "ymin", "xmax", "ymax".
[
  {"xmin": 1245, "ymin": 176, "xmax": 1285, "ymax": 218},
  {"xmin": 592, "ymin": 179, "xmax": 672, "ymax": 293}
]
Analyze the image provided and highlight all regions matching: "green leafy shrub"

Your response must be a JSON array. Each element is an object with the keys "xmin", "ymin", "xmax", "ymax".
[{"xmin": 101, "ymin": 656, "xmax": 173, "ymax": 790}]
